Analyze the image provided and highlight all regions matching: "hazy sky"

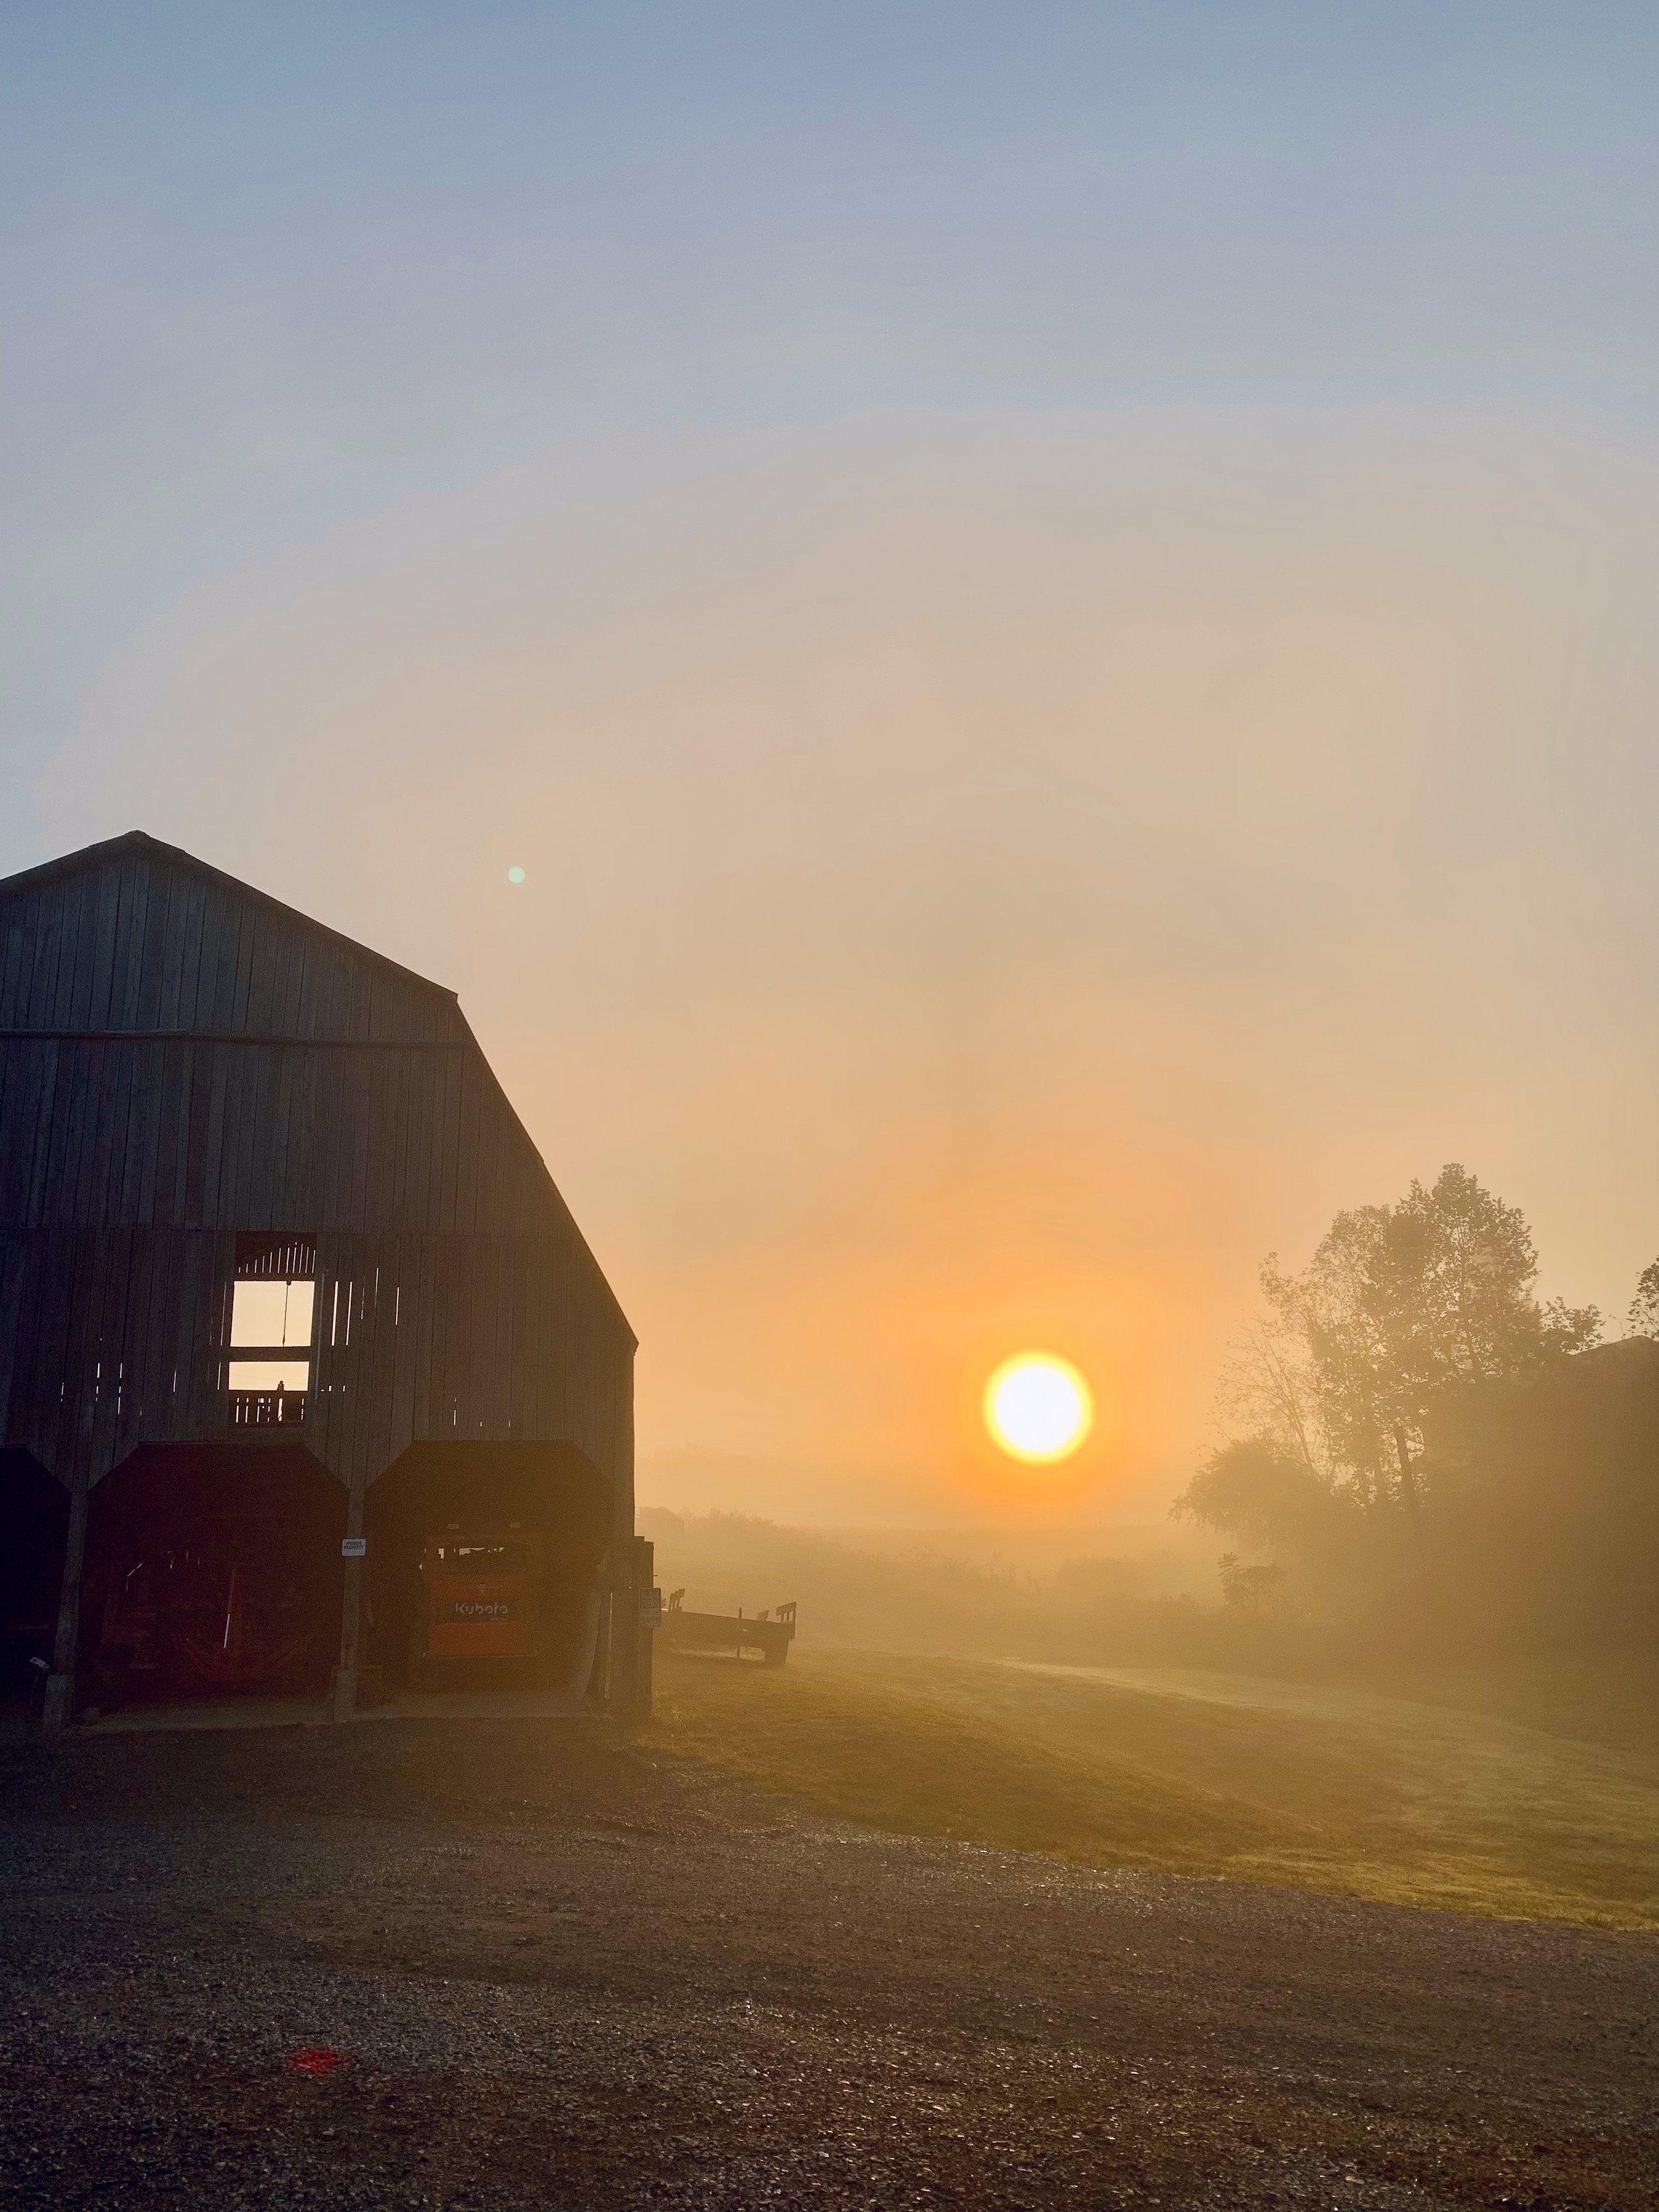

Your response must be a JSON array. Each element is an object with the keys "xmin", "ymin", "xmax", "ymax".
[{"xmin": 4, "ymin": 5, "xmax": 1656, "ymax": 1524}]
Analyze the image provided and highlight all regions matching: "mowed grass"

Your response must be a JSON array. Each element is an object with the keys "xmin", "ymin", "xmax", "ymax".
[{"xmin": 646, "ymin": 1647, "xmax": 1659, "ymax": 1929}]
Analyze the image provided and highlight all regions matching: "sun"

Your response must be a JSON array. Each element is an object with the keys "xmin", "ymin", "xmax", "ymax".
[{"xmin": 983, "ymin": 1353, "xmax": 1094, "ymax": 1463}]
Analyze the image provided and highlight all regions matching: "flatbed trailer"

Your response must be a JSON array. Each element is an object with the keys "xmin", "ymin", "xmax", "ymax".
[{"xmin": 658, "ymin": 1594, "xmax": 796, "ymax": 1666}]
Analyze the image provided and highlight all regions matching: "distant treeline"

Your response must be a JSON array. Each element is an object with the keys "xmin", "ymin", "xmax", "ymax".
[
  {"xmin": 635, "ymin": 1511, "xmax": 1431, "ymax": 1674},
  {"xmin": 637, "ymin": 1511, "xmax": 1238, "ymax": 1666},
  {"xmin": 1173, "ymin": 1164, "xmax": 1659, "ymax": 1659}
]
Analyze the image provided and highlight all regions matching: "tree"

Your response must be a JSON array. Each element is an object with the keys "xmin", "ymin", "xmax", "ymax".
[
  {"xmin": 1628, "ymin": 1259, "xmax": 1659, "ymax": 1339},
  {"xmin": 1263, "ymin": 1205, "xmax": 1397, "ymax": 1509},
  {"xmin": 1217, "ymin": 1552, "xmax": 1289, "ymax": 1619},
  {"xmin": 1382, "ymin": 1164, "xmax": 1599, "ymax": 1380},
  {"xmin": 1201, "ymin": 1165, "xmax": 1600, "ymax": 1544},
  {"xmin": 1174, "ymin": 1437, "xmax": 1336, "ymax": 1552},
  {"xmin": 1215, "ymin": 1313, "xmax": 1324, "ymax": 1473},
  {"xmin": 1346, "ymin": 1165, "xmax": 1597, "ymax": 1527}
]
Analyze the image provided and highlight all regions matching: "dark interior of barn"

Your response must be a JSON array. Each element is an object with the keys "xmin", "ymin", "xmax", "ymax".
[
  {"xmin": 76, "ymin": 1444, "xmax": 346, "ymax": 1710},
  {"xmin": 3, "ymin": 1437, "xmax": 615, "ymax": 1717},
  {"xmin": 364, "ymin": 1440, "xmax": 611, "ymax": 1695},
  {"xmin": 0, "ymin": 1451, "xmax": 68, "ymax": 1708}
]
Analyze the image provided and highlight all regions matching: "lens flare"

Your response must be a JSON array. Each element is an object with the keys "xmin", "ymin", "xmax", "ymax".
[
  {"xmin": 983, "ymin": 1353, "xmax": 1093, "ymax": 1463},
  {"xmin": 506, "ymin": 865, "xmax": 526, "ymax": 883}
]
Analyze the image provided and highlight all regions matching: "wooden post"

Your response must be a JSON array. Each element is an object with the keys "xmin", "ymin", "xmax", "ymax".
[
  {"xmin": 607, "ymin": 1550, "xmax": 638, "ymax": 1716},
  {"xmin": 333, "ymin": 1475, "xmax": 366, "ymax": 1722},
  {"xmin": 42, "ymin": 1468, "xmax": 88, "ymax": 1735},
  {"xmin": 592, "ymin": 1586, "xmax": 614, "ymax": 1709},
  {"xmin": 632, "ymin": 1534, "xmax": 658, "ymax": 1719}
]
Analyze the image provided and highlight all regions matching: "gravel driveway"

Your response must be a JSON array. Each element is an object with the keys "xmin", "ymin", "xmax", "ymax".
[{"xmin": 0, "ymin": 1717, "xmax": 1652, "ymax": 2210}]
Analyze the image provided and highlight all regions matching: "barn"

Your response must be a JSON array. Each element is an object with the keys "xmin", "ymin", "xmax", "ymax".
[{"xmin": 0, "ymin": 831, "xmax": 649, "ymax": 1730}]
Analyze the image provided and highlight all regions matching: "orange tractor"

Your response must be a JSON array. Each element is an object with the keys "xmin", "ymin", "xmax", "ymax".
[{"xmin": 409, "ymin": 1526, "xmax": 541, "ymax": 1687}]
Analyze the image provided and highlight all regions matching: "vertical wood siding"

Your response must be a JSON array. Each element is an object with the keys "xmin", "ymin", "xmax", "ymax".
[{"xmin": 0, "ymin": 837, "xmax": 633, "ymax": 1524}]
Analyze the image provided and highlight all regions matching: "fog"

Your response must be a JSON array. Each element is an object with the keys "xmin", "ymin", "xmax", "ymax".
[
  {"xmin": 29, "ymin": 407, "xmax": 1659, "ymax": 1529},
  {"xmin": 7, "ymin": 7, "xmax": 1656, "ymax": 1532},
  {"xmin": 641, "ymin": 1507, "xmax": 1220, "ymax": 1660}
]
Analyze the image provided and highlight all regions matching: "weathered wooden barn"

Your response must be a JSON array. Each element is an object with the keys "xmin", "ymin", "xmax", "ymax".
[{"xmin": 0, "ymin": 831, "xmax": 648, "ymax": 1728}]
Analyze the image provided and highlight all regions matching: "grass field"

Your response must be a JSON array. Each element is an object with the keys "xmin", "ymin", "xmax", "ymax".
[{"xmin": 646, "ymin": 1646, "xmax": 1659, "ymax": 1929}]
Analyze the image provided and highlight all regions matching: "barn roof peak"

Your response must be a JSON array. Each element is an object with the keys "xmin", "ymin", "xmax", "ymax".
[{"xmin": 0, "ymin": 828, "xmax": 459, "ymax": 1003}]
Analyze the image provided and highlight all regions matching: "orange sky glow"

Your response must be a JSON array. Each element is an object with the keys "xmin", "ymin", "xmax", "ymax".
[{"xmin": 37, "ymin": 407, "xmax": 1659, "ymax": 1528}]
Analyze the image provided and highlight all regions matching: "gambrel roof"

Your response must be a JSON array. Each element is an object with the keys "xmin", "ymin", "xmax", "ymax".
[
  {"xmin": 0, "ymin": 828, "xmax": 632, "ymax": 1339},
  {"xmin": 0, "ymin": 832, "xmax": 462, "ymax": 1035}
]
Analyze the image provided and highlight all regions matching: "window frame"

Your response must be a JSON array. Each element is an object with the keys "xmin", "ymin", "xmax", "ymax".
[{"xmin": 224, "ymin": 1234, "xmax": 319, "ymax": 1428}]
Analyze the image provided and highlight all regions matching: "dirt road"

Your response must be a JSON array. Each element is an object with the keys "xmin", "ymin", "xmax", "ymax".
[{"xmin": 0, "ymin": 1718, "xmax": 1652, "ymax": 2209}]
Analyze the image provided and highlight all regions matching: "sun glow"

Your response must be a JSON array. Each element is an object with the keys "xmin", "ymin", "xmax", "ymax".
[{"xmin": 983, "ymin": 1353, "xmax": 1094, "ymax": 1464}]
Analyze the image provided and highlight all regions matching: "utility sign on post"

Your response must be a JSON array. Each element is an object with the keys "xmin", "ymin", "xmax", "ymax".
[{"xmin": 342, "ymin": 1537, "xmax": 366, "ymax": 1559}]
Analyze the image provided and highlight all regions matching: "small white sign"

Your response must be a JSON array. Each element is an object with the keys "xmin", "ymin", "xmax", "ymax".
[{"xmin": 341, "ymin": 1537, "xmax": 367, "ymax": 1558}]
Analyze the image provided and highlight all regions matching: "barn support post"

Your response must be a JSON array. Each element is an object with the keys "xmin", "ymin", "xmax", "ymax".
[
  {"xmin": 332, "ymin": 1470, "xmax": 368, "ymax": 1722},
  {"xmin": 605, "ymin": 1552, "xmax": 638, "ymax": 1716},
  {"xmin": 597, "ymin": 1537, "xmax": 658, "ymax": 1719},
  {"xmin": 631, "ymin": 1535, "xmax": 659, "ymax": 1720},
  {"xmin": 41, "ymin": 1461, "xmax": 84, "ymax": 1736},
  {"xmin": 591, "ymin": 1585, "xmax": 614, "ymax": 1708}
]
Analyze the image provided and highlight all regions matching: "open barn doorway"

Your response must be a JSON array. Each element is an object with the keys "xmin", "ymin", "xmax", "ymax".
[
  {"xmin": 364, "ymin": 1442, "xmax": 610, "ymax": 1696},
  {"xmin": 78, "ymin": 1445, "xmax": 345, "ymax": 1713},
  {"xmin": 0, "ymin": 1451, "xmax": 70, "ymax": 1717}
]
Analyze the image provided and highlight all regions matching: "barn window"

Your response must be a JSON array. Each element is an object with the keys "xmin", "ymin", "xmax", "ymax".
[{"xmin": 227, "ymin": 1232, "xmax": 317, "ymax": 1426}]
